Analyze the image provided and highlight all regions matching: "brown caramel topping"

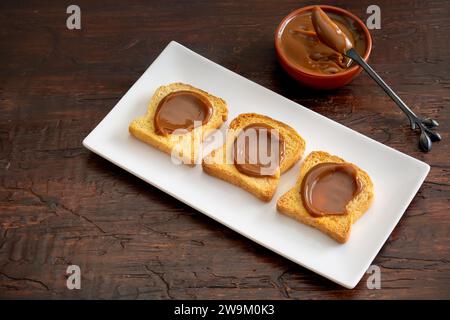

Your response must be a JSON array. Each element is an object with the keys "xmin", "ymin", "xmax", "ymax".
[
  {"xmin": 233, "ymin": 123, "xmax": 285, "ymax": 177},
  {"xmin": 311, "ymin": 6, "xmax": 353, "ymax": 54},
  {"xmin": 278, "ymin": 7, "xmax": 365, "ymax": 74},
  {"xmin": 154, "ymin": 90, "xmax": 212, "ymax": 135},
  {"xmin": 300, "ymin": 162, "xmax": 362, "ymax": 217}
]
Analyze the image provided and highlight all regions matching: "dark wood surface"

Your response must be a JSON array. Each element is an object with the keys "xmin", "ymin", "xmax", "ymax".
[{"xmin": 0, "ymin": 0, "xmax": 449, "ymax": 299}]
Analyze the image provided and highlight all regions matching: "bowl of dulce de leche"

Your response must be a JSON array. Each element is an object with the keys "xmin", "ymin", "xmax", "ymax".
[{"xmin": 275, "ymin": 5, "xmax": 372, "ymax": 89}]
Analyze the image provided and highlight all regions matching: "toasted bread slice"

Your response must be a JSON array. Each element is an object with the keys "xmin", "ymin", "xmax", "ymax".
[
  {"xmin": 277, "ymin": 151, "xmax": 374, "ymax": 243},
  {"xmin": 202, "ymin": 113, "xmax": 305, "ymax": 202},
  {"xmin": 129, "ymin": 82, "xmax": 228, "ymax": 165}
]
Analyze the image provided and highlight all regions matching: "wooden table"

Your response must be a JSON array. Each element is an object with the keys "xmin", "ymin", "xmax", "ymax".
[{"xmin": 1, "ymin": 0, "xmax": 449, "ymax": 299}]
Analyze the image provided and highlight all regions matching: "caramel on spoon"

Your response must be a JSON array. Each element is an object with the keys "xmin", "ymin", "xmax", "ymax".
[{"xmin": 311, "ymin": 6, "xmax": 353, "ymax": 54}]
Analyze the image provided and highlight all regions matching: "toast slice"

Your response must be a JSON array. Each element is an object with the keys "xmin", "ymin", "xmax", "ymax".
[
  {"xmin": 129, "ymin": 82, "xmax": 228, "ymax": 165},
  {"xmin": 202, "ymin": 113, "xmax": 305, "ymax": 202},
  {"xmin": 276, "ymin": 151, "xmax": 374, "ymax": 243}
]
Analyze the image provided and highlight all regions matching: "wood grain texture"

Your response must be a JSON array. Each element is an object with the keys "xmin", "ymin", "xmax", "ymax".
[{"xmin": 0, "ymin": 0, "xmax": 449, "ymax": 299}]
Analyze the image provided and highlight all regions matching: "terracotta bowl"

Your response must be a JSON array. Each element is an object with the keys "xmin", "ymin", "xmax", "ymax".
[{"xmin": 274, "ymin": 5, "xmax": 372, "ymax": 89}]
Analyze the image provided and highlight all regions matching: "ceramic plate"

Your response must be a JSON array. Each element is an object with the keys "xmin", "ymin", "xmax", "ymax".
[{"xmin": 83, "ymin": 41, "xmax": 429, "ymax": 288}]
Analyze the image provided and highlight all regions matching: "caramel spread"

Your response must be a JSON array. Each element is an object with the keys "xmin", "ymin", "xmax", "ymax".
[
  {"xmin": 279, "ymin": 7, "xmax": 366, "ymax": 74},
  {"xmin": 233, "ymin": 123, "xmax": 285, "ymax": 177},
  {"xmin": 301, "ymin": 163, "xmax": 362, "ymax": 217},
  {"xmin": 154, "ymin": 91, "xmax": 212, "ymax": 135},
  {"xmin": 311, "ymin": 6, "xmax": 353, "ymax": 55}
]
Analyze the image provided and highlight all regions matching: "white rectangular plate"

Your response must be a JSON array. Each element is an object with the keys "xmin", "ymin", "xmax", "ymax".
[{"xmin": 83, "ymin": 41, "xmax": 429, "ymax": 288}]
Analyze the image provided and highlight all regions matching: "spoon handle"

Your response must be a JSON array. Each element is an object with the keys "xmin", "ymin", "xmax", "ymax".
[{"xmin": 346, "ymin": 48, "xmax": 418, "ymax": 128}]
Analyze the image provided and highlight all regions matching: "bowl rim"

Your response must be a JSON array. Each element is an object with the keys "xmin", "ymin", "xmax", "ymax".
[{"xmin": 274, "ymin": 5, "xmax": 373, "ymax": 78}]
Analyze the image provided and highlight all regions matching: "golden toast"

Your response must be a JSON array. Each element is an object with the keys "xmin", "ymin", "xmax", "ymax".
[
  {"xmin": 277, "ymin": 151, "xmax": 374, "ymax": 243},
  {"xmin": 129, "ymin": 82, "xmax": 228, "ymax": 165},
  {"xmin": 202, "ymin": 113, "xmax": 305, "ymax": 201}
]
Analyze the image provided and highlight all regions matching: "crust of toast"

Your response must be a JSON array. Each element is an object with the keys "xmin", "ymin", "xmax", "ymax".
[
  {"xmin": 276, "ymin": 151, "xmax": 374, "ymax": 243},
  {"xmin": 202, "ymin": 113, "xmax": 305, "ymax": 202},
  {"xmin": 129, "ymin": 82, "xmax": 228, "ymax": 165}
]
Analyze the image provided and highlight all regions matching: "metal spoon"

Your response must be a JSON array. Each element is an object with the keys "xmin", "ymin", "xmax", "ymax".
[
  {"xmin": 311, "ymin": 6, "xmax": 441, "ymax": 152},
  {"xmin": 345, "ymin": 49, "xmax": 441, "ymax": 152}
]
